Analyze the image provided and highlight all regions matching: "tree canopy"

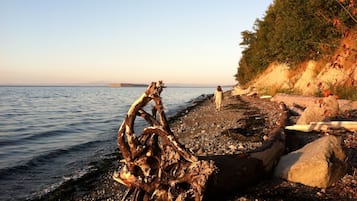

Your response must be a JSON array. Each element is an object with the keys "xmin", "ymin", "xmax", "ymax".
[{"xmin": 235, "ymin": 0, "xmax": 356, "ymax": 85}]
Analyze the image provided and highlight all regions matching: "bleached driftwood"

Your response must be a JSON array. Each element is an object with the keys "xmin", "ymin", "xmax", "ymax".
[
  {"xmin": 271, "ymin": 93, "xmax": 357, "ymax": 112},
  {"xmin": 285, "ymin": 121, "xmax": 357, "ymax": 132}
]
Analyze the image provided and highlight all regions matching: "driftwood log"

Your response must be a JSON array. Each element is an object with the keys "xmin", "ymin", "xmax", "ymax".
[
  {"xmin": 114, "ymin": 81, "xmax": 289, "ymax": 200},
  {"xmin": 204, "ymin": 102, "xmax": 289, "ymax": 196},
  {"xmin": 285, "ymin": 121, "xmax": 357, "ymax": 132}
]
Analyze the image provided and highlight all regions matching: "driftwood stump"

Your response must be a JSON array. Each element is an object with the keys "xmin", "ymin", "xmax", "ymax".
[
  {"xmin": 114, "ymin": 81, "xmax": 289, "ymax": 201},
  {"xmin": 113, "ymin": 81, "xmax": 216, "ymax": 201}
]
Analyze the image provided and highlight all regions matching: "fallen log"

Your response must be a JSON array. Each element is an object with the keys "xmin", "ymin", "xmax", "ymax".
[
  {"xmin": 204, "ymin": 102, "xmax": 289, "ymax": 196},
  {"xmin": 113, "ymin": 82, "xmax": 289, "ymax": 200},
  {"xmin": 288, "ymin": 103, "xmax": 305, "ymax": 116},
  {"xmin": 271, "ymin": 93, "xmax": 357, "ymax": 112},
  {"xmin": 285, "ymin": 121, "xmax": 357, "ymax": 132},
  {"xmin": 248, "ymin": 102, "xmax": 289, "ymax": 172}
]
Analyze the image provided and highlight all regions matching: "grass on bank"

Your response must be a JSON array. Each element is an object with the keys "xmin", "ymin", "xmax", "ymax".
[
  {"xmin": 334, "ymin": 85, "xmax": 357, "ymax": 101},
  {"xmin": 257, "ymin": 85, "xmax": 357, "ymax": 101}
]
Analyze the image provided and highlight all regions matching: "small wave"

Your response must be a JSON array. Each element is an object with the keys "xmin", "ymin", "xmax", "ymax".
[
  {"xmin": 68, "ymin": 117, "xmax": 118, "ymax": 127},
  {"xmin": 0, "ymin": 127, "xmax": 83, "ymax": 147},
  {"xmin": 0, "ymin": 140, "xmax": 107, "ymax": 179},
  {"xmin": 31, "ymin": 167, "xmax": 92, "ymax": 199}
]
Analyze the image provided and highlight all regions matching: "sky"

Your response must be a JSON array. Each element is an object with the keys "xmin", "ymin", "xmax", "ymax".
[{"xmin": 0, "ymin": 0, "xmax": 273, "ymax": 86}]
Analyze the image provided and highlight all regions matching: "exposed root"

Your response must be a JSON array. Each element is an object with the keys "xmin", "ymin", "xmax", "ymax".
[{"xmin": 114, "ymin": 81, "xmax": 216, "ymax": 201}]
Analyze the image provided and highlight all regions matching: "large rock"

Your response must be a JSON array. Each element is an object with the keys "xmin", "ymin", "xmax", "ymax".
[
  {"xmin": 274, "ymin": 135, "xmax": 347, "ymax": 188},
  {"xmin": 296, "ymin": 95, "xmax": 339, "ymax": 124}
]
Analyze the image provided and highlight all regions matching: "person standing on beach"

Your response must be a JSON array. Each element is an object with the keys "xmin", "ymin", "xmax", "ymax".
[{"xmin": 214, "ymin": 86, "xmax": 223, "ymax": 111}]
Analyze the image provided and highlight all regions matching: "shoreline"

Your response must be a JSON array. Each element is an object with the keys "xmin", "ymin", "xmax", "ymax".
[
  {"xmin": 31, "ymin": 91, "xmax": 357, "ymax": 201},
  {"xmin": 30, "ymin": 93, "xmax": 215, "ymax": 201},
  {"xmin": 32, "ymin": 90, "xmax": 283, "ymax": 201}
]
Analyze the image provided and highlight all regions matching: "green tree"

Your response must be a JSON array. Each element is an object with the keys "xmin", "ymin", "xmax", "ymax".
[{"xmin": 235, "ymin": 0, "xmax": 356, "ymax": 85}]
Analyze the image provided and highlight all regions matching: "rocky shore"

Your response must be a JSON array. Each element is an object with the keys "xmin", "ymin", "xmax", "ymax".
[{"xmin": 34, "ymin": 91, "xmax": 356, "ymax": 201}]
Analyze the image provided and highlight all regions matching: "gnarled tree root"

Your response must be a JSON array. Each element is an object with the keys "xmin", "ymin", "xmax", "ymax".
[
  {"xmin": 114, "ymin": 81, "xmax": 216, "ymax": 201},
  {"xmin": 114, "ymin": 81, "xmax": 289, "ymax": 201}
]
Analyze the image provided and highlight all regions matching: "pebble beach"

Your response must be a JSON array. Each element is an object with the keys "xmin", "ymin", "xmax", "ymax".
[{"xmin": 33, "ymin": 91, "xmax": 357, "ymax": 201}]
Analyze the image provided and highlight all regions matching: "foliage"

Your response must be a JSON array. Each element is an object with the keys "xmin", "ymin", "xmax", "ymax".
[
  {"xmin": 257, "ymin": 86, "xmax": 295, "ymax": 97},
  {"xmin": 334, "ymin": 85, "xmax": 357, "ymax": 101},
  {"xmin": 236, "ymin": 0, "xmax": 356, "ymax": 85}
]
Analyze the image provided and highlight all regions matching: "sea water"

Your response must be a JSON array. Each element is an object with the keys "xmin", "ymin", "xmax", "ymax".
[{"xmin": 0, "ymin": 86, "xmax": 216, "ymax": 200}]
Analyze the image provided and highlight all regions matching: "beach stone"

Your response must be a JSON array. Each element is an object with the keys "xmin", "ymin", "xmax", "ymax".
[
  {"xmin": 238, "ymin": 143, "xmax": 245, "ymax": 149},
  {"xmin": 197, "ymin": 148, "xmax": 205, "ymax": 155},
  {"xmin": 274, "ymin": 135, "xmax": 348, "ymax": 188},
  {"xmin": 296, "ymin": 95, "xmax": 339, "ymax": 124}
]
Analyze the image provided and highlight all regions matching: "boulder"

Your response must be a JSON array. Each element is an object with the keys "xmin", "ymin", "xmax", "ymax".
[
  {"xmin": 296, "ymin": 95, "xmax": 339, "ymax": 124},
  {"xmin": 274, "ymin": 135, "xmax": 348, "ymax": 188}
]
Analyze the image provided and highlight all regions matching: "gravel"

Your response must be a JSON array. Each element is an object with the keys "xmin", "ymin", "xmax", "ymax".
[{"xmin": 33, "ymin": 92, "xmax": 357, "ymax": 201}]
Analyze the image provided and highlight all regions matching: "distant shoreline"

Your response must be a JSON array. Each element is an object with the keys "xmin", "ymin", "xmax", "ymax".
[
  {"xmin": 0, "ymin": 84, "xmax": 234, "ymax": 88},
  {"xmin": 108, "ymin": 83, "xmax": 148, "ymax": 87}
]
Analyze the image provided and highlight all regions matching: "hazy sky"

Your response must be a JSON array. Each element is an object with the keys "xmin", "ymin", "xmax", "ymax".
[{"xmin": 0, "ymin": 0, "xmax": 272, "ymax": 85}]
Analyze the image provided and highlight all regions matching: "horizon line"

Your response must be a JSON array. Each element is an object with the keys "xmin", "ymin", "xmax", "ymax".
[{"xmin": 0, "ymin": 82, "xmax": 235, "ymax": 88}]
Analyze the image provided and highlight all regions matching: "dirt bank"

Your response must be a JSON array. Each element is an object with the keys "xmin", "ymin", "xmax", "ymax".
[{"xmin": 245, "ymin": 30, "xmax": 357, "ymax": 98}]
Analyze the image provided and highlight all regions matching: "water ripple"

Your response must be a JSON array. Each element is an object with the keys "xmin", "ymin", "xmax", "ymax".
[{"xmin": 0, "ymin": 86, "xmax": 215, "ymax": 200}]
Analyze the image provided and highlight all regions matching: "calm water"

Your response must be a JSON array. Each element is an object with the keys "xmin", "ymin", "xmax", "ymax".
[{"xmin": 0, "ymin": 86, "xmax": 216, "ymax": 200}]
